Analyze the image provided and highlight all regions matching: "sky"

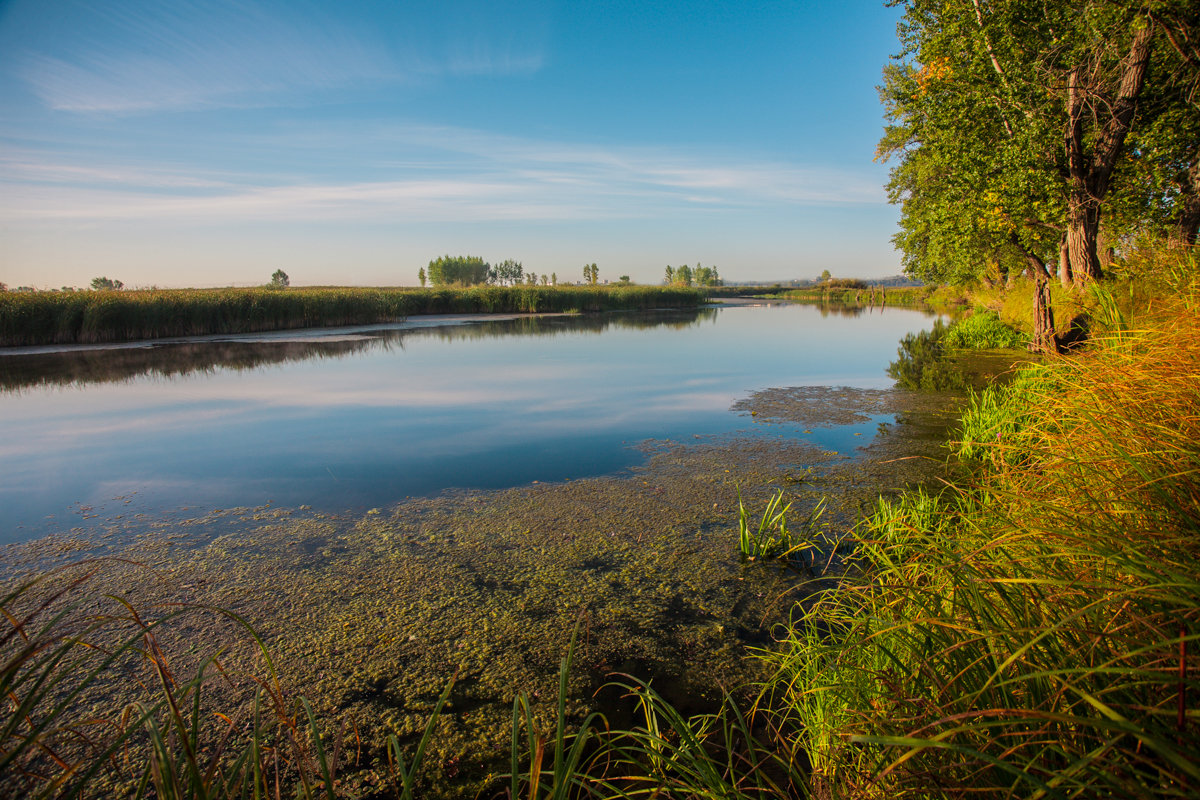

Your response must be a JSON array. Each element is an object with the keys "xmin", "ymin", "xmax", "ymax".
[{"xmin": 0, "ymin": 0, "xmax": 906, "ymax": 289}]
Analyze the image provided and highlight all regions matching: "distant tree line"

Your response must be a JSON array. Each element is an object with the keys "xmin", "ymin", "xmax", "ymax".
[
  {"xmin": 423, "ymin": 255, "xmax": 560, "ymax": 288},
  {"xmin": 664, "ymin": 263, "xmax": 722, "ymax": 287}
]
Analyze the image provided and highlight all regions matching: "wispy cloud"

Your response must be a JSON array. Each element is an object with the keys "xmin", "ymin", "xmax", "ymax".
[{"xmin": 11, "ymin": 0, "xmax": 546, "ymax": 113}]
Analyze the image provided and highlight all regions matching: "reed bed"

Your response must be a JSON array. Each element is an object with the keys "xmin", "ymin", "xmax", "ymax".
[
  {"xmin": 761, "ymin": 296, "xmax": 1200, "ymax": 798},
  {"xmin": 0, "ymin": 286, "xmax": 707, "ymax": 346},
  {"xmin": 0, "ymin": 562, "xmax": 351, "ymax": 800}
]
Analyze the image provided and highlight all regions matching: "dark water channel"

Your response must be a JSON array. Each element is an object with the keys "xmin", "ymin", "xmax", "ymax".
[{"xmin": 0, "ymin": 302, "xmax": 935, "ymax": 543}]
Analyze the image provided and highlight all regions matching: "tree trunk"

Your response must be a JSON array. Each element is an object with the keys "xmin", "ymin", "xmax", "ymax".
[
  {"xmin": 1059, "ymin": 234, "xmax": 1072, "ymax": 288},
  {"xmin": 1021, "ymin": 245, "xmax": 1058, "ymax": 353},
  {"xmin": 1032, "ymin": 275, "xmax": 1058, "ymax": 354},
  {"xmin": 1172, "ymin": 157, "xmax": 1200, "ymax": 246},
  {"xmin": 1063, "ymin": 23, "xmax": 1155, "ymax": 286},
  {"xmin": 1065, "ymin": 195, "xmax": 1102, "ymax": 284}
]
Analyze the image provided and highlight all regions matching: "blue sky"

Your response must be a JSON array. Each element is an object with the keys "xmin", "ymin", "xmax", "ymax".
[{"xmin": 0, "ymin": 0, "xmax": 904, "ymax": 288}]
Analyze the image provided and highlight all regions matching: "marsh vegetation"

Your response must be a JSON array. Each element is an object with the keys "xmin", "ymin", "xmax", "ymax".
[{"xmin": 0, "ymin": 285, "xmax": 707, "ymax": 347}]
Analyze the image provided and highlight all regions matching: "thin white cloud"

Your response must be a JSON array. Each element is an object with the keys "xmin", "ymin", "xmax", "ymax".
[
  {"xmin": 11, "ymin": 0, "xmax": 545, "ymax": 113},
  {"xmin": 0, "ymin": 123, "xmax": 886, "ymax": 226}
]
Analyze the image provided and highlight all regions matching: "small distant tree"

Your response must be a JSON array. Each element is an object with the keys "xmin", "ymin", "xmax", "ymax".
[
  {"xmin": 491, "ymin": 259, "xmax": 524, "ymax": 286},
  {"xmin": 819, "ymin": 269, "xmax": 832, "ymax": 282},
  {"xmin": 676, "ymin": 264, "xmax": 693, "ymax": 286},
  {"xmin": 618, "ymin": 275, "xmax": 631, "ymax": 284},
  {"xmin": 583, "ymin": 263, "xmax": 599, "ymax": 285},
  {"xmin": 269, "ymin": 269, "xmax": 290, "ymax": 288},
  {"xmin": 664, "ymin": 266, "xmax": 674, "ymax": 284},
  {"xmin": 418, "ymin": 267, "xmax": 427, "ymax": 287},
  {"xmin": 90, "ymin": 277, "xmax": 124, "ymax": 290},
  {"xmin": 687, "ymin": 264, "xmax": 722, "ymax": 287},
  {"xmin": 551, "ymin": 272, "xmax": 557, "ymax": 286},
  {"xmin": 541, "ymin": 274, "xmax": 549, "ymax": 285}
]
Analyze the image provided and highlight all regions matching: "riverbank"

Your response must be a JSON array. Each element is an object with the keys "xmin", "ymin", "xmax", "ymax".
[
  {"xmin": 0, "ymin": 285, "xmax": 709, "ymax": 347},
  {"xmin": 763, "ymin": 285, "xmax": 1200, "ymax": 797}
]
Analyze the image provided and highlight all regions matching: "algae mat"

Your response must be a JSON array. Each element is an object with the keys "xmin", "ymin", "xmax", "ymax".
[{"xmin": 1, "ymin": 386, "xmax": 961, "ymax": 797}]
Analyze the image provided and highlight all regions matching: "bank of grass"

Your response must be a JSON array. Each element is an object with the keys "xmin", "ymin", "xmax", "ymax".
[
  {"xmin": 785, "ymin": 283, "xmax": 967, "ymax": 312},
  {"xmin": 0, "ymin": 285, "xmax": 708, "ymax": 346},
  {"xmin": 762, "ymin": 289, "xmax": 1200, "ymax": 797}
]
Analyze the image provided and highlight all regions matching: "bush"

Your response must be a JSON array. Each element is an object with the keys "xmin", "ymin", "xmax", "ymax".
[{"xmin": 944, "ymin": 310, "xmax": 1027, "ymax": 349}]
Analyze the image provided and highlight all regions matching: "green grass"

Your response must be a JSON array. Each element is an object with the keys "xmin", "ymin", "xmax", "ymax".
[
  {"xmin": 0, "ymin": 285, "xmax": 708, "ymax": 346},
  {"xmin": 736, "ymin": 490, "xmax": 827, "ymax": 569},
  {"xmin": 943, "ymin": 310, "xmax": 1026, "ymax": 349},
  {"xmin": 760, "ymin": 293, "xmax": 1200, "ymax": 798}
]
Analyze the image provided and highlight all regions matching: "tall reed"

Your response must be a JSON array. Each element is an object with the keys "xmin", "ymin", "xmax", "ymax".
[
  {"xmin": 0, "ymin": 562, "xmax": 444, "ymax": 799},
  {"xmin": 0, "ymin": 286, "xmax": 708, "ymax": 347},
  {"xmin": 762, "ymin": 296, "xmax": 1200, "ymax": 798}
]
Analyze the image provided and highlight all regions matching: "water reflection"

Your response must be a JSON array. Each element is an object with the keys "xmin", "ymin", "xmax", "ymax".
[
  {"xmin": 0, "ymin": 309, "xmax": 717, "ymax": 393},
  {"xmin": 0, "ymin": 305, "xmax": 935, "ymax": 542}
]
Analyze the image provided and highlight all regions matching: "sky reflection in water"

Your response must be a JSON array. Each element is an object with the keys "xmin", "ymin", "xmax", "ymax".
[{"xmin": 0, "ymin": 304, "xmax": 935, "ymax": 542}]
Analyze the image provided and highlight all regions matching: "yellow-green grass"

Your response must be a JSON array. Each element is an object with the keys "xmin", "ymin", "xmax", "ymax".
[
  {"xmin": 761, "ymin": 291, "xmax": 1200, "ymax": 798},
  {"xmin": 0, "ymin": 285, "xmax": 708, "ymax": 347}
]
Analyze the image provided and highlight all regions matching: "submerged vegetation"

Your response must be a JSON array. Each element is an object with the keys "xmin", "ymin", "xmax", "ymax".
[{"xmin": 0, "ymin": 285, "xmax": 708, "ymax": 347}]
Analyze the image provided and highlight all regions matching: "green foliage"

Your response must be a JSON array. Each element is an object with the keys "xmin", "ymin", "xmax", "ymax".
[
  {"xmin": 90, "ymin": 276, "xmax": 124, "ymax": 291},
  {"xmin": 427, "ymin": 254, "xmax": 490, "ymax": 286},
  {"xmin": 491, "ymin": 259, "xmax": 524, "ymax": 286},
  {"xmin": 737, "ymin": 489, "xmax": 826, "ymax": 565},
  {"xmin": 665, "ymin": 263, "xmax": 722, "ymax": 287},
  {"xmin": 879, "ymin": 1, "xmax": 1199, "ymax": 284},
  {"xmin": 943, "ymin": 310, "xmax": 1026, "ymax": 349},
  {"xmin": 268, "ymin": 269, "xmax": 290, "ymax": 288}
]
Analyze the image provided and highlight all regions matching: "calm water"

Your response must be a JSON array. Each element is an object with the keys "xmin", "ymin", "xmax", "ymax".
[{"xmin": 0, "ymin": 303, "xmax": 934, "ymax": 542}]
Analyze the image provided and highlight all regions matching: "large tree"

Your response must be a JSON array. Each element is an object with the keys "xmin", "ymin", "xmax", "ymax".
[{"xmin": 879, "ymin": 0, "xmax": 1196, "ymax": 348}]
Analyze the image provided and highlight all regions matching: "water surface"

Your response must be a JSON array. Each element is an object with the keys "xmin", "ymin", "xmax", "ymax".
[{"xmin": 0, "ymin": 303, "xmax": 932, "ymax": 542}]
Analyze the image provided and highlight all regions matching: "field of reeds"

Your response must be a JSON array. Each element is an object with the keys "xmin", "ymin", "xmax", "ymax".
[
  {"xmin": 786, "ymin": 284, "xmax": 925, "ymax": 307},
  {"xmin": 0, "ymin": 285, "xmax": 708, "ymax": 347}
]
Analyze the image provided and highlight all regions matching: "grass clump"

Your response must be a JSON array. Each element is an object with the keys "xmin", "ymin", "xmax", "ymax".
[
  {"xmin": 761, "ymin": 294, "xmax": 1200, "ymax": 798},
  {"xmin": 737, "ymin": 490, "xmax": 827, "ymax": 566},
  {"xmin": 0, "ymin": 563, "xmax": 443, "ymax": 800},
  {"xmin": 943, "ymin": 310, "xmax": 1026, "ymax": 349}
]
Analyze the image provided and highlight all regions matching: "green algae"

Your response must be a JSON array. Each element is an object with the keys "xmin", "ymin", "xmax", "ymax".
[{"xmin": 0, "ymin": 383, "xmax": 966, "ymax": 797}]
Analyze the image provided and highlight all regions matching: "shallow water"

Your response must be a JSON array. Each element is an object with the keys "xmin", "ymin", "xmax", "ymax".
[{"xmin": 0, "ymin": 302, "xmax": 934, "ymax": 542}]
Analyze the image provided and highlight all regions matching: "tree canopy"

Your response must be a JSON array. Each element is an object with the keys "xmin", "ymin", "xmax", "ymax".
[
  {"xmin": 426, "ymin": 255, "xmax": 490, "ymax": 286},
  {"xmin": 665, "ymin": 263, "xmax": 722, "ymax": 287},
  {"xmin": 879, "ymin": 0, "xmax": 1199, "ymax": 291}
]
